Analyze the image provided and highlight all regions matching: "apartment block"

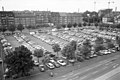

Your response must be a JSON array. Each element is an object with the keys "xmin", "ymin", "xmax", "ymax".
[
  {"xmin": 13, "ymin": 11, "xmax": 36, "ymax": 27},
  {"xmin": 0, "ymin": 11, "xmax": 15, "ymax": 27}
]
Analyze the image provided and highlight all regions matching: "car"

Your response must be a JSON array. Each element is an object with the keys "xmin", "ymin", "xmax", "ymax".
[
  {"xmin": 34, "ymin": 61, "xmax": 39, "ymax": 66},
  {"xmin": 49, "ymin": 59, "xmax": 60, "ymax": 68},
  {"xmin": 45, "ymin": 62, "xmax": 55, "ymax": 69},
  {"xmin": 39, "ymin": 64, "xmax": 46, "ymax": 72},
  {"xmin": 1, "ymin": 39, "xmax": 7, "ymax": 43},
  {"xmin": 69, "ymin": 59, "xmax": 76, "ymax": 63},
  {"xmin": 109, "ymin": 49, "xmax": 116, "ymax": 53},
  {"xmin": 57, "ymin": 59, "xmax": 67, "ymax": 66},
  {"xmin": 3, "ymin": 43, "xmax": 11, "ymax": 47},
  {"xmin": 102, "ymin": 50, "xmax": 111, "ymax": 55}
]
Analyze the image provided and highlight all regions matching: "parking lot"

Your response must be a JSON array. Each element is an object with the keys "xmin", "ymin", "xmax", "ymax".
[{"xmin": 0, "ymin": 26, "xmax": 120, "ymax": 79}]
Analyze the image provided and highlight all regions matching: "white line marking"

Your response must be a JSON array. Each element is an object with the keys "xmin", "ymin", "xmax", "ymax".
[
  {"xmin": 94, "ymin": 66, "xmax": 120, "ymax": 80},
  {"xmin": 113, "ymin": 64, "xmax": 119, "ymax": 68}
]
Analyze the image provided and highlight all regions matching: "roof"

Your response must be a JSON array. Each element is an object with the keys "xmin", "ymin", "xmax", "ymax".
[{"xmin": 59, "ymin": 12, "xmax": 67, "ymax": 16}]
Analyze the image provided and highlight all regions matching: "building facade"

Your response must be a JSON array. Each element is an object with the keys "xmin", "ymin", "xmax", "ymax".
[
  {"xmin": 33, "ymin": 11, "xmax": 51, "ymax": 26},
  {"xmin": 59, "ymin": 12, "xmax": 83, "ymax": 25},
  {"xmin": 51, "ymin": 12, "xmax": 60, "ymax": 25},
  {"xmin": 13, "ymin": 11, "xmax": 36, "ymax": 27},
  {"xmin": 0, "ymin": 11, "xmax": 15, "ymax": 28}
]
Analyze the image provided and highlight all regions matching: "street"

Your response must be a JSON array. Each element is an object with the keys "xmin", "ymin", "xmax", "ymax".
[{"xmin": 17, "ymin": 52, "xmax": 120, "ymax": 80}]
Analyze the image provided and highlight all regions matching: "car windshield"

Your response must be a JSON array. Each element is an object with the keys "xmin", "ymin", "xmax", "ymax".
[{"xmin": 59, "ymin": 60, "xmax": 64, "ymax": 63}]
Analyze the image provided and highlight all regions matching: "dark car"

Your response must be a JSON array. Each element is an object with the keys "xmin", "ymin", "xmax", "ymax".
[{"xmin": 39, "ymin": 64, "xmax": 46, "ymax": 72}]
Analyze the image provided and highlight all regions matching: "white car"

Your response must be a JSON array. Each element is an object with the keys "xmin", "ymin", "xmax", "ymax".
[
  {"xmin": 34, "ymin": 61, "xmax": 39, "ymax": 66},
  {"xmin": 1, "ymin": 39, "xmax": 7, "ymax": 43},
  {"xmin": 57, "ymin": 59, "xmax": 67, "ymax": 66},
  {"xmin": 45, "ymin": 62, "xmax": 55, "ymax": 69}
]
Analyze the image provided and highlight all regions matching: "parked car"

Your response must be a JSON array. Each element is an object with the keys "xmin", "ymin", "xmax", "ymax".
[
  {"xmin": 45, "ymin": 62, "xmax": 55, "ymax": 69},
  {"xmin": 49, "ymin": 59, "xmax": 60, "ymax": 68},
  {"xmin": 39, "ymin": 64, "xmax": 46, "ymax": 72},
  {"xmin": 34, "ymin": 61, "xmax": 39, "ymax": 66},
  {"xmin": 1, "ymin": 39, "xmax": 7, "ymax": 43},
  {"xmin": 57, "ymin": 59, "xmax": 67, "ymax": 66}
]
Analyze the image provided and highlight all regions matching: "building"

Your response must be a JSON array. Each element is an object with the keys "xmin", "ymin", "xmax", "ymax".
[
  {"xmin": 59, "ymin": 12, "xmax": 83, "ymax": 25},
  {"xmin": 12, "ymin": 11, "xmax": 83, "ymax": 27},
  {"xmin": 59, "ymin": 13, "xmax": 67, "ymax": 25},
  {"xmin": 102, "ymin": 11, "xmax": 120, "ymax": 24},
  {"xmin": 33, "ymin": 11, "xmax": 51, "ymax": 26},
  {"xmin": 0, "ymin": 11, "xmax": 15, "ymax": 28},
  {"xmin": 51, "ymin": 12, "xmax": 60, "ymax": 25},
  {"xmin": 13, "ymin": 11, "xmax": 36, "ymax": 27}
]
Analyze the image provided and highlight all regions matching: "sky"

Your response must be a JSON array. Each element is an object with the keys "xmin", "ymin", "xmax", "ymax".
[{"xmin": 0, "ymin": 0, "xmax": 120, "ymax": 12}]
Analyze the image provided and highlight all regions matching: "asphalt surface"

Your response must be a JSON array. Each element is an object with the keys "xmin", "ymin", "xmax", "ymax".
[
  {"xmin": 50, "ymin": 54, "xmax": 120, "ymax": 80},
  {"xmin": 24, "ymin": 33, "xmax": 54, "ymax": 53},
  {"xmin": 16, "ymin": 52, "xmax": 120, "ymax": 80}
]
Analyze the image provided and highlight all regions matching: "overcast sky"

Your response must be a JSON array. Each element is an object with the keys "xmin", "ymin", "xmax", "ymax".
[{"xmin": 0, "ymin": 0, "xmax": 120, "ymax": 12}]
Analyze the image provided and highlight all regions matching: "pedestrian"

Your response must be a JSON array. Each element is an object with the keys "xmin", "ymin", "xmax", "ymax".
[{"xmin": 50, "ymin": 72, "xmax": 53, "ymax": 77}]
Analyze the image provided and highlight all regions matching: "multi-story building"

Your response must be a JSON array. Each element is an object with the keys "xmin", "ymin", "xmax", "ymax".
[
  {"xmin": 13, "ymin": 11, "xmax": 83, "ymax": 27},
  {"xmin": 59, "ymin": 13, "xmax": 67, "ymax": 25},
  {"xmin": 59, "ymin": 12, "xmax": 83, "ymax": 25},
  {"xmin": 13, "ymin": 11, "xmax": 36, "ymax": 27},
  {"xmin": 33, "ymin": 11, "xmax": 51, "ymax": 26},
  {"xmin": 51, "ymin": 12, "xmax": 60, "ymax": 25},
  {"xmin": 0, "ymin": 11, "xmax": 15, "ymax": 28}
]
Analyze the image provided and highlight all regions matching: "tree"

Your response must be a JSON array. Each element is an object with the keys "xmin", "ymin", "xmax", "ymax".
[
  {"xmin": 62, "ymin": 24, "xmax": 66, "ymax": 28},
  {"xmin": 95, "ymin": 37, "xmax": 104, "ymax": 44},
  {"xmin": 0, "ymin": 26, "xmax": 7, "ymax": 34},
  {"xmin": 52, "ymin": 44, "xmax": 61, "ymax": 57},
  {"xmin": 83, "ymin": 22, "xmax": 87, "ymax": 26},
  {"xmin": 105, "ymin": 39, "xmax": 115, "ymax": 49},
  {"xmin": 4, "ymin": 46, "xmax": 34, "ymax": 78},
  {"xmin": 88, "ymin": 23, "xmax": 91, "ymax": 26},
  {"xmin": 83, "ymin": 39, "xmax": 91, "ymax": 47},
  {"xmin": 70, "ymin": 40, "xmax": 77, "ymax": 51},
  {"xmin": 75, "ymin": 50, "xmax": 84, "ymax": 62},
  {"xmin": 78, "ymin": 45, "xmax": 91, "ymax": 59},
  {"xmin": 56, "ymin": 25, "xmax": 61, "ymax": 29},
  {"xmin": 34, "ymin": 49, "xmax": 44, "ymax": 63},
  {"xmin": 67, "ymin": 23, "xmax": 72, "ymax": 28},
  {"xmin": 73, "ymin": 23, "xmax": 77, "ymax": 28},
  {"xmin": 26, "ymin": 25, "xmax": 32, "ymax": 32},
  {"xmin": 81, "ymin": 40, "xmax": 91, "ymax": 59},
  {"xmin": 94, "ymin": 44, "xmax": 105, "ymax": 52},
  {"xmin": 61, "ymin": 44, "xmax": 75, "ymax": 60},
  {"xmin": 61, "ymin": 41, "xmax": 77, "ymax": 65},
  {"xmin": 8, "ymin": 24, "xmax": 16, "ymax": 34},
  {"xmin": 95, "ymin": 23, "xmax": 98, "ymax": 27},
  {"xmin": 17, "ymin": 24, "xmax": 24, "ymax": 32},
  {"xmin": 78, "ymin": 23, "xmax": 82, "ymax": 27}
]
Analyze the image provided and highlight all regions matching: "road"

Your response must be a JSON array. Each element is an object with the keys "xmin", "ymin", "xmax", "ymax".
[
  {"xmin": 50, "ymin": 54, "xmax": 120, "ymax": 80},
  {"xmin": 16, "ymin": 52, "xmax": 120, "ymax": 80}
]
